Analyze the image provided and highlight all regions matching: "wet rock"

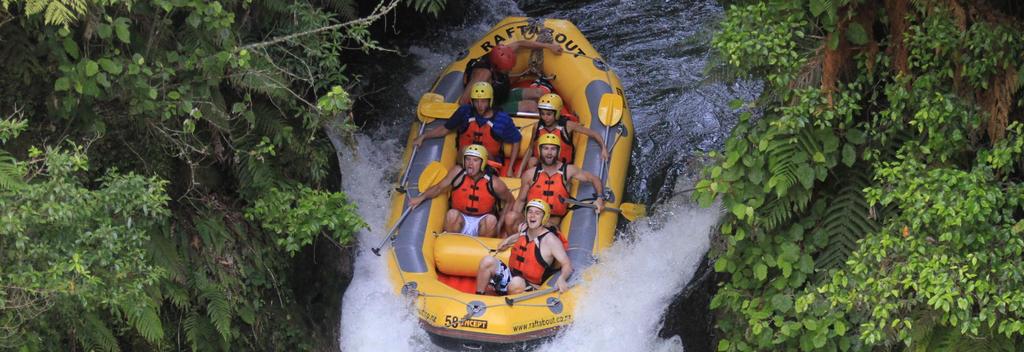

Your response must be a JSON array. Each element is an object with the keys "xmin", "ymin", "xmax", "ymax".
[
  {"xmin": 292, "ymin": 238, "xmax": 357, "ymax": 351},
  {"xmin": 659, "ymin": 255, "xmax": 718, "ymax": 352}
]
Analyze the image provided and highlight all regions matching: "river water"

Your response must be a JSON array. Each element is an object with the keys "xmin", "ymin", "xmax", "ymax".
[{"xmin": 338, "ymin": 0, "xmax": 760, "ymax": 351}]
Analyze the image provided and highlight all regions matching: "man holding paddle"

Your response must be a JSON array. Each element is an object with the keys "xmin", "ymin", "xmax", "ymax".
[
  {"xmin": 409, "ymin": 144, "xmax": 516, "ymax": 238},
  {"xmin": 505, "ymin": 134, "xmax": 606, "ymax": 229},
  {"xmin": 415, "ymin": 82, "xmax": 522, "ymax": 177},
  {"xmin": 475, "ymin": 199, "xmax": 573, "ymax": 295}
]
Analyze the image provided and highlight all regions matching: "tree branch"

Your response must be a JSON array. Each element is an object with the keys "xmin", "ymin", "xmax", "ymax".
[{"xmin": 238, "ymin": 0, "xmax": 399, "ymax": 51}]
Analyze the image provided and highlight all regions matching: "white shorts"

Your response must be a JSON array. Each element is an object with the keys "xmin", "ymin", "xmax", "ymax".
[{"xmin": 460, "ymin": 213, "xmax": 485, "ymax": 237}]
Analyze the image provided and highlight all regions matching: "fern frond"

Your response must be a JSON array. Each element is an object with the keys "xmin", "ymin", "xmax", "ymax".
[
  {"xmin": 164, "ymin": 281, "xmax": 192, "ymax": 310},
  {"xmin": 757, "ymin": 190, "xmax": 813, "ymax": 231},
  {"xmin": 319, "ymin": 0, "xmax": 357, "ymax": 19},
  {"xmin": 127, "ymin": 304, "xmax": 165, "ymax": 343},
  {"xmin": 77, "ymin": 312, "xmax": 120, "ymax": 352},
  {"xmin": 195, "ymin": 212, "xmax": 231, "ymax": 254},
  {"xmin": 184, "ymin": 310, "xmax": 220, "ymax": 351},
  {"xmin": 0, "ymin": 151, "xmax": 24, "ymax": 191},
  {"xmin": 199, "ymin": 280, "xmax": 233, "ymax": 341},
  {"xmin": 226, "ymin": 58, "xmax": 294, "ymax": 101},
  {"xmin": 148, "ymin": 229, "xmax": 188, "ymax": 282},
  {"xmin": 21, "ymin": 0, "xmax": 88, "ymax": 26},
  {"xmin": 766, "ymin": 136, "xmax": 802, "ymax": 196},
  {"xmin": 814, "ymin": 167, "xmax": 877, "ymax": 281}
]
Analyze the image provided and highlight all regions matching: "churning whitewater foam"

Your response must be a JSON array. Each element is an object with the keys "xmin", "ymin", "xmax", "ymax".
[
  {"xmin": 339, "ymin": 1, "xmax": 719, "ymax": 349},
  {"xmin": 337, "ymin": 132, "xmax": 717, "ymax": 351},
  {"xmin": 340, "ymin": 3, "xmax": 525, "ymax": 351},
  {"xmin": 538, "ymin": 183, "xmax": 717, "ymax": 352},
  {"xmin": 338, "ymin": 133, "xmax": 430, "ymax": 351}
]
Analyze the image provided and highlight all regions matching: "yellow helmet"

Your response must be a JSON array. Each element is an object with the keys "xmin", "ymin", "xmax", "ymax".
[
  {"xmin": 537, "ymin": 133, "xmax": 561, "ymax": 149},
  {"xmin": 537, "ymin": 93, "xmax": 563, "ymax": 116},
  {"xmin": 463, "ymin": 144, "xmax": 489, "ymax": 167},
  {"xmin": 470, "ymin": 82, "xmax": 493, "ymax": 101},
  {"xmin": 526, "ymin": 198, "xmax": 551, "ymax": 225}
]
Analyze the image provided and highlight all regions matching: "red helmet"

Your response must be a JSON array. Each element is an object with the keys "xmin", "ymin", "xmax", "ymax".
[{"xmin": 488, "ymin": 45, "xmax": 516, "ymax": 72}]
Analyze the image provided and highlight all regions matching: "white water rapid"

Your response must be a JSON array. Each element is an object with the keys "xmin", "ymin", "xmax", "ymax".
[
  {"xmin": 338, "ymin": 1, "xmax": 723, "ymax": 350},
  {"xmin": 338, "ymin": 130, "xmax": 716, "ymax": 351}
]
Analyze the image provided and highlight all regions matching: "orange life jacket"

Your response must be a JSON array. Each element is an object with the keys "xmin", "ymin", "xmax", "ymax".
[
  {"xmin": 526, "ymin": 163, "xmax": 570, "ymax": 216},
  {"xmin": 458, "ymin": 117, "xmax": 503, "ymax": 161},
  {"xmin": 534, "ymin": 121, "xmax": 574, "ymax": 164},
  {"xmin": 449, "ymin": 168, "xmax": 498, "ymax": 216},
  {"xmin": 509, "ymin": 229, "xmax": 569, "ymax": 285}
]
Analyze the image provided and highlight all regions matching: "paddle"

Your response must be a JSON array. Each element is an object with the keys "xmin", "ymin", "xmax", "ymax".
[
  {"xmin": 372, "ymin": 161, "xmax": 448, "ymax": 256},
  {"xmin": 418, "ymin": 101, "xmax": 459, "ymax": 120},
  {"xmin": 598, "ymin": 93, "xmax": 624, "ymax": 127},
  {"xmin": 397, "ymin": 94, "xmax": 444, "ymax": 192},
  {"xmin": 514, "ymin": 119, "xmax": 540, "ymax": 178},
  {"xmin": 596, "ymin": 93, "xmax": 624, "ymax": 183},
  {"xmin": 504, "ymin": 274, "xmax": 581, "ymax": 306},
  {"xmin": 563, "ymin": 197, "xmax": 647, "ymax": 221}
]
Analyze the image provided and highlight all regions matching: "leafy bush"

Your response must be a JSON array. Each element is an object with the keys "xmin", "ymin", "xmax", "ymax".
[{"xmin": 703, "ymin": 1, "xmax": 1024, "ymax": 351}]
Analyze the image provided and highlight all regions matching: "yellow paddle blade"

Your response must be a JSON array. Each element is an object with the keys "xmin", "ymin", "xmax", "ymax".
[
  {"xmin": 418, "ymin": 102, "xmax": 459, "ymax": 121},
  {"xmin": 419, "ymin": 102, "xmax": 459, "ymax": 120},
  {"xmin": 416, "ymin": 93, "xmax": 444, "ymax": 122},
  {"xmin": 418, "ymin": 161, "xmax": 448, "ymax": 193},
  {"xmin": 598, "ymin": 93, "xmax": 624, "ymax": 127},
  {"xmin": 617, "ymin": 203, "xmax": 647, "ymax": 221},
  {"xmin": 611, "ymin": 96, "xmax": 624, "ymax": 125}
]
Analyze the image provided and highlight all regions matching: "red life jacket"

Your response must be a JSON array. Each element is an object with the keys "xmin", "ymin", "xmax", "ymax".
[
  {"xmin": 526, "ymin": 163, "xmax": 570, "ymax": 216},
  {"xmin": 509, "ymin": 230, "xmax": 569, "ymax": 285},
  {"xmin": 458, "ymin": 117, "xmax": 503, "ymax": 162},
  {"xmin": 534, "ymin": 120, "xmax": 574, "ymax": 164},
  {"xmin": 449, "ymin": 168, "xmax": 498, "ymax": 216}
]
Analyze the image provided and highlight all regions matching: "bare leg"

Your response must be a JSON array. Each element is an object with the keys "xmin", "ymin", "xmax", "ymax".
[
  {"xmin": 478, "ymin": 214, "xmax": 499, "ymax": 238},
  {"xmin": 445, "ymin": 209, "xmax": 464, "ymax": 233},
  {"xmin": 517, "ymin": 100, "xmax": 538, "ymax": 114},
  {"xmin": 507, "ymin": 277, "xmax": 527, "ymax": 295},
  {"xmin": 475, "ymin": 256, "xmax": 499, "ymax": 294},
  {"xmin": 521, "ymin": 87, "xmax": 545, "ymax": 100}
]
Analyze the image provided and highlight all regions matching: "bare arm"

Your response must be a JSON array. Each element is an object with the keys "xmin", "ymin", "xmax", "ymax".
[
  {"xmin": 414, "ymin": 125, "xmax": 452, "ymax": 147},
  {"xmin": 408, "ymin": 166, "xmax": 458, "ymax": 208},
  {"xmin": 513, "ymin": 168, "xmax": 536, "ymax": 212},
  {"xmin": 567, "ymin": 121, "xmax": 609, "ymax": 160},
  {"xmin": 568, "ymin": 165, "xmax": 605, "ymax": 213},
  {"xmin": 545, "ymin": 235, "xmax": 573, "ymax": 293},
  {"xmin": 493, "ymin": 178, "xmax": 516, "ymax": 217},
  {"xmin": 496, "ymin": 232, "xmax": 522, "ymax": 252},
  {"xmin": 506, "ymin": 141, "xmax": 519, "ymax": 177}
]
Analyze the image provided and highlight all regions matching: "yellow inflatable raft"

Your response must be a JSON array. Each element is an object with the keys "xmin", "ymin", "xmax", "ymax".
[{"xmin": 380, "ymin": 17, "xmax": 633, "ymax": 349}]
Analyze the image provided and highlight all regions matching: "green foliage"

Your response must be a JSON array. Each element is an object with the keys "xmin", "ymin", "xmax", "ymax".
[
  {"xmin": 246, "ymin": 186, "xmax": 366, "ymax": 255},
  {"xmin": 0, "ymin": 0, "xmax": 446, "ymax": 350},
  {"xmin": 712, "ymin": 2, "xmax": 808, "ymax": 88},
  {"xmin": 0, "ymin": 146, "xmax": 170, "ymax": 350},
  {"xmin": 404, "ymin": 0, "xmax": 446, "ymax": 16},
  {"xmin": 705, "ymin": 1, "xmax": 1024, "ymax": 351},
  {"xmin": 5, "ymin": 0, "xmax": 89, "ymax": 27}
]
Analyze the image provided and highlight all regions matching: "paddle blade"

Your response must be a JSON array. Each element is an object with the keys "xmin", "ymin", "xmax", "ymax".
[
  {"xmin": 418, "ymin": 161, "xmax": 448, "ymax": 193},
  {"xmin": 418, "ymin": 102, "xmax": 459, "ymax": 121},
  {"xmin": 618, "ymin": 203, "xmax": 647, "ymax": 221},
  {"xmin": 417, "ymin": 93, "xmax": 444, "ymax": 121},
  {"xmin": 597, "ymin": 93, "xmax": 624, "ymax": 127}
]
